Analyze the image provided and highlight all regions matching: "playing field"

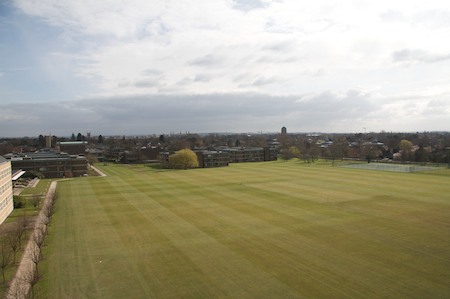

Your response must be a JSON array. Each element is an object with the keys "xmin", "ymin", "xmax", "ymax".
[{"xmin": 38, "ymin": 161, "xmax": 450, "ymax": 298}]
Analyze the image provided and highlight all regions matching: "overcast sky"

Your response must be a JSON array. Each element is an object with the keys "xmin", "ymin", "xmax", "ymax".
[{"xmin": 1, "ymin": 0, "xmax": 450, "ymax": 137}]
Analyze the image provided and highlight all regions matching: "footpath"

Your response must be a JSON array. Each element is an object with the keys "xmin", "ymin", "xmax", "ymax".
[{"xmin": 90, "ymin": 164, "xmax": 107, "ymax": 177}]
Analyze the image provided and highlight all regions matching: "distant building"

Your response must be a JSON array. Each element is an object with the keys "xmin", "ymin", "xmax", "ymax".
[
  {"xmin": 139, "ymin": 147, "xmax": 162, "ymax": 162},
  {"xmin": 264, "ymin": 147, "xmax": 279, "ymax": 161},
  {"xmin": 104, "ymin": 147, "xmax": 124, "ymax": 162},
  {"xmin": 4, "ymin": 150, "xmax": 88, "ymax": 178},
  {"xmin": 160, "ymin": 146, "xmax": 278, "ymax": 168},
  {"xmin": 57, "ymin": 141, "xmax": 87, "ymax": 155},
  {"xmin": 0, "ymin": 156, "xmax": 14, "ymax": 225},
  {"xmin": 216, "ymin": 147, "xmax": 278, "ymax": 163},
  {"xmin": 160, "ymin": 150, "xmax": 229, "ymax": 168},
  {"xmin": 196, "ymin": 150, "xmax": 230, "ymax": 168},
  {"xmin": 45, "ymin": 135, "xmax": 52, "ymax": 148},
  {"xmin": 281, "ymin": 127, "xmax": 287, "ymax": 134}
]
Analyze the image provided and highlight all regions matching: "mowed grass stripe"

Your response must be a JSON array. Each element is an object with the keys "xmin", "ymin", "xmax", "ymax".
[
  {"xmin": 119, "ymin": 163, "xmax": 450, "ymax": 296},
  {"xmin": 91, "ymin": 178, "xmax": 223, "ymax": 298},
  {"xmin": 110, "ymin": 168, "xmax": 350, "ymax": 296},
  {"xmin": 80, "ymin": 170, "xmax": 298, "ymax": 297},
  {"xmin": 147, "ymin": 173, "xmax": 444, "ymax": 297},
  {"xmin": 146, "ymin": 164, "xmax": 450, "ymax": 297},
  {"xmin": 128, "ymin": 173, "xmax": 363, "ymax": 297},
  {"xmin": 44, "ymin": 175, "xmax": 222, "ymax": 298},
  {"xmin": 143, "ymin": 179, "xmax": 370, "ymax": 297},
  {"xmin": 107, "ymin": 172, "xmax": 301, "ymax": 298},
  {"xmin": 40, "ymin": 162, "xmax": 450, "ymax": 298},
  {"xmin": 43, "ymin": 178, "xmax": 123, "ymax": 298}
]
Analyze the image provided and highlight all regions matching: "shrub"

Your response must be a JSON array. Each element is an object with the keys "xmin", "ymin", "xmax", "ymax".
[{"xmin": 13, "ymin": 196, "xmax": 25, "ymax": 209}]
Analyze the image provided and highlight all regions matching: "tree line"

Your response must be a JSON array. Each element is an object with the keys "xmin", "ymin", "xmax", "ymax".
[
  {"xmin": 1, "ymin": 131, "xmax": 449, "ymax": 164},
  {"xmin": 1, "ymin": 190, "xmax": 58, "ymax": 298}
]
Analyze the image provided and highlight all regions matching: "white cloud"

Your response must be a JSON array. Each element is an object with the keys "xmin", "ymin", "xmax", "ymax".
[
  {"xmin": 392, "ymin": 49, "xmax": 450, "ymax": 64},
  {"xmin": 3, "ymin": 0, "xmax": 450, "ymax": 135},
  {"xmin": 13, "ymin": 0, "xmax": 450, "ymax": 94}
]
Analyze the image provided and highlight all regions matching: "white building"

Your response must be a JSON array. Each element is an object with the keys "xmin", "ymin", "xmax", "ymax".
[{"xmin": 0, "ymin": 156, "xmax": 14, "ymax": 224}]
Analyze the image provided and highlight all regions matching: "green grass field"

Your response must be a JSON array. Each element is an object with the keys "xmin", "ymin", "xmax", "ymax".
[{"xmin": 38, "ymin": 161, "xmax": 450, "ymax": 298}]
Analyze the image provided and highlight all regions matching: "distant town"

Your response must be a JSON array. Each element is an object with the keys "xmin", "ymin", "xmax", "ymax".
[{"xmin": 1, "ymin": 128, "xmax": 449, "ymax": 179}]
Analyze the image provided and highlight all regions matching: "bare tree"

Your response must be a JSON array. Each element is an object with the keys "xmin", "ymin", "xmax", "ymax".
[
  {"xmin": 8, "ymin": 279, "xmax": 27, "ymax": 299},
  {"xmin": 52, "ymin": 191, "xmax": 59, "ymax": 203},
  {"xmin": 38, "ymin": 225, "xmax": 47, "ymax": 238},
  {"xmin": 399, "ymin": 139, "xmax": 414, "ymax": 162},
  {"xmin": 32, "ymin": 231, "xmax": 45, "ymax": 258},
  {"xmin": 29, "ymin": 245, "xmax": 41, "ymax": 276},
  {"xmin": 17, "ymin": 215, "xmax": 31, "ymax": 248},
  {"xmin": 43, "ymin": 203, "xmax": 55, "ymax": 219},
  {"xmin": 6, "ymin": 229, "xmax": 20, "ymax": 265},
  {"xmin": 30, "ymin": 194, "xmax": 41, "ymax": 211},
  {"xmin": 0, "ymin": 240, "xmax": 12, "ymax": 284},
  {"xmin": 21, "ymin": 267, "xmax": 40, "ymax": 299},
  {"xmin": 330, "ymin": 137, "xmax": 348, "ymax": 165}
]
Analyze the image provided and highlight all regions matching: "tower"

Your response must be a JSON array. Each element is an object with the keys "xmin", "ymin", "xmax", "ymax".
[{"xmin": 45, "ymin": 135, "xmax": 52, "ymax": 148}]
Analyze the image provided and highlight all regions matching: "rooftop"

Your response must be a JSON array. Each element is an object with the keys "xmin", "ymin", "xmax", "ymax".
[
  {"xmin": 58, "ymin": 141, "xmax": 88, "ymax": 145},
  {"xmin": 4, "ymin": 150, "xmax": 85, "ymax": 161}
]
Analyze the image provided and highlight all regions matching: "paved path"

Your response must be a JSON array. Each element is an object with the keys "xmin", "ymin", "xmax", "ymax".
[
  {"xmin": 90, "ymin": 164, "xmax": 107, "ymax": 177},
  {"xmin": 28, "ymin": 178, "xmax": 40, "ymax": 188},
  {"xmin": 6, "ymin": 181, "xmax": 58, "ymax": 299}
]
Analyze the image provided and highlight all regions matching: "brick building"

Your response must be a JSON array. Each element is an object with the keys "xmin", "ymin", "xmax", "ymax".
[
  {"xmin": 217, "ymin": 147, "xmax": 278, "ymax": 163},
  {"xmin": 196, "ymin": 150, "xmax": 230, "ymax": 168}
]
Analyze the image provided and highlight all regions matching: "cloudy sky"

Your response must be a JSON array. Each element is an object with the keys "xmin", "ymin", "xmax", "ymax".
[{"xmin": 1, "ymin": 0, "xmax": 450, "ymax": 137}]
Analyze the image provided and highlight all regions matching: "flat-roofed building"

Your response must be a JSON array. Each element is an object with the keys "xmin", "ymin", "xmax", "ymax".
[
  {"xmin": 57, "ymin": 141, "xmax": 87, "ymax": 155},
  {"xmin": 0, "ymin": 156, "xmax": 14, "ymax": 224},
  {"xmin": 160, "ymin": 146, "xmax": 278, "ymax": 168},
  {"xmin": 228, "ymin": 147, "xmax": 264, "ymax": 162},
  {"xmin": 196, "ymin": 150, "xmax": 230, "ymax": 168},
  {"xmin": 217, "ymin": 147, "xmax": 278, "ymax": 163},
  {"xmin": 5, "ymin": 150, "xmax": 88, "ymax": 178}
]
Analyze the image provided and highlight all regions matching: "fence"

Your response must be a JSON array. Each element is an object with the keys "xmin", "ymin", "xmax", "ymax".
[{"xmin": 337, "ymin": 160, "xmax": 440, "ymax": 173}]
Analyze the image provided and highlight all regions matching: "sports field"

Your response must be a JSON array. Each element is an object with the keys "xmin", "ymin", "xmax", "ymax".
[{"xmin": 39, "ymin": 161, "xmax": 450, "ymax": 298}]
